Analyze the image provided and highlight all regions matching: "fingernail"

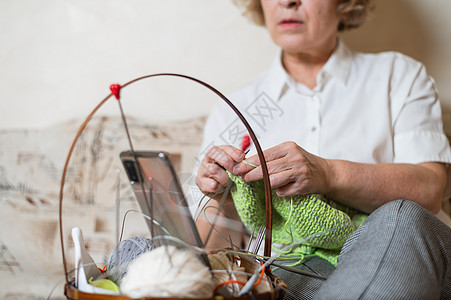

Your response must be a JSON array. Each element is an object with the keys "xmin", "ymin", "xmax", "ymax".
[{"xmin": 232, "ymin": 165, "xmax": 240, "ymax": 175}]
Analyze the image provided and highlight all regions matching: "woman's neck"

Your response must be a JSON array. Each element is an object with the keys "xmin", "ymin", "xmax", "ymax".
[{"xmin": 282, "ymin": 40, "xmax": 337, "ymax": 90}]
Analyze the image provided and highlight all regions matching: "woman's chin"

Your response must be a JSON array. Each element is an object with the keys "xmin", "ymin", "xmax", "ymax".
[
  {"xmin": 273, "ymin": 36, "xmax": 311, "ymax": 52},
  {"xmin": 279, "ymin": 43, "xmax": 311, "ymax": 55}
]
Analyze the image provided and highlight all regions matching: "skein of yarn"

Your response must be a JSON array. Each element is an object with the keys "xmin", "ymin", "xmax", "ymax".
[
  {"xmin": 121, "ymin": 245, "xmax": 215, "ymax": 298},
  {"xmin": 209, "ymin": 252, "xmax": 247, "ymax": 297},
  {"xmin": 105, "ymin": 236, "xmax": 154, "ymax": 285}
]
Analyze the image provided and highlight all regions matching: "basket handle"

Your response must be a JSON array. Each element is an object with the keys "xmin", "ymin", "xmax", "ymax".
[{"xmin": 58, "ymin": 73, "xmax": 273, "ymax": 284}]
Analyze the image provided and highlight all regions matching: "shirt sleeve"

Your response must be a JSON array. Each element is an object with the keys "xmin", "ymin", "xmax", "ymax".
[{"xmin": 391, "ymin": 56, "xmax": 451, "ymax": 164}]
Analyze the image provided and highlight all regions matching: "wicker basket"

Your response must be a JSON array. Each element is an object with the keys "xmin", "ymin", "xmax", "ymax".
[
  {"xmin": 64, "ymin": 251, "xmax": 286, "ymax": 300},
  {"xmin": 64, "ymin": 284, "xmax": 285, "ymax": 300},
  {"xmin": 59, "ymin": 74, "xmax": 283, "ymax": 299},
  {"xmin": 64, "ymin": 252, "xmax": 286, "ymax": 300}
]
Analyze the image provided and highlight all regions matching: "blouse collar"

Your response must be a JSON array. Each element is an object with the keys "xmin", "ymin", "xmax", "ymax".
[{"xmin": 265, "ymin": 39, "xmax": 353, "ymax": 100}]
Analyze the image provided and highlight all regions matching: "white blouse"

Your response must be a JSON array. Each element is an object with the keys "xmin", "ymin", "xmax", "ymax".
[{"xmin": 198, "ymin": 40, "xmax": 451, "ymax": 166}]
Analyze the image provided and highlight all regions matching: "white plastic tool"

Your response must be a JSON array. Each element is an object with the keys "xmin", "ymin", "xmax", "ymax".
[{"xmin": 72, "ymin": 227, "xmax": 119, "ymax": 295}]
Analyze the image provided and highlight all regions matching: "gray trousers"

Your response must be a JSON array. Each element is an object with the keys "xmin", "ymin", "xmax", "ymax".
[{"xmin": 275, "ymin": 200, "xmax": 451, "ymax": 299}]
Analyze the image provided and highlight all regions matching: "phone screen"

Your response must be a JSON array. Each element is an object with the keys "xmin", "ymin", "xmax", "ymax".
[{"xmin": 120, "ymin": 151, "xmax": 203, "ymax": 248}]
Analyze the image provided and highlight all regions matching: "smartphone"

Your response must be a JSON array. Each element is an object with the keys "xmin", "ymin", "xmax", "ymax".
[{"xmin": 120, "ymin": 151, "xmax": 204, "ymax": 248}]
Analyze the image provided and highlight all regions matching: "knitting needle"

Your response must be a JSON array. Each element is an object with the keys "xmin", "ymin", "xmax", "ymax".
[
  {"xmin": 246, "ymin": 226, "xmax": 256, "ymax": 253},
  {"xmin": 251, "ymin": 226, "xmax": 265, "ymax": 254},
  {"xmin": 269, "ymin": 262, "xmax": 327, "ymax": 281}
]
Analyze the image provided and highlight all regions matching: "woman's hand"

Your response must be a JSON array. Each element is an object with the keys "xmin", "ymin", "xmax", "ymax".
[
  {"xmin": 195, "ymin": 145, "xmax": 244, "ymax": 194},
  {"xmin": 232, "ymin": 141, "xmax": 333, "ymax": 197},
  {"xmin": 233, "ymin": 141, "xmax": 446, "ymax": 214}
]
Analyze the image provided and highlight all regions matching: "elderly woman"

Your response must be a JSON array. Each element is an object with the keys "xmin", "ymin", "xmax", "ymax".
[{"xmin": 195, "ymin": 0, "xmax": 451, "ymax": 299}]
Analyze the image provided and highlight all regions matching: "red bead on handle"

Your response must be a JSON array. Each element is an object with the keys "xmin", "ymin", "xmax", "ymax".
[
  {"xmin": 241, "ymin": 134, "xmax": 251, "ymax": 152},
  {"xmin": 110, "ymin": 84, "xmax": 121, "ymax": 100}
]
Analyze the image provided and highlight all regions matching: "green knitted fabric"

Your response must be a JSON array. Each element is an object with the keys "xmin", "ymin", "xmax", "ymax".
[{"xmin": 229, "ymin": 174, "xmax": 367, "ymax": 266}]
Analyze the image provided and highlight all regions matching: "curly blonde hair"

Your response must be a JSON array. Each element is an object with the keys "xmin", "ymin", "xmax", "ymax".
[{"xmin": 233, "ymin": 0, "xmax": 373, "ymax": 31}]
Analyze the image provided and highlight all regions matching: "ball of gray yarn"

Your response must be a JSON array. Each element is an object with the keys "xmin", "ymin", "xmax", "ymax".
[{"xmin": 105, "ymin": 236, "xmax": 154, "ymax": 285}]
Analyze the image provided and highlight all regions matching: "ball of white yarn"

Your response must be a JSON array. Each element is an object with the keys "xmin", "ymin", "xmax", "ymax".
[{"xmin": 121, "ymin": 245, "xmax": 214, "ymax": 298}]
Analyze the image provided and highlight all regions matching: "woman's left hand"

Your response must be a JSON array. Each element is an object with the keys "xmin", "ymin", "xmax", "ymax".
[{"xmin": 232, "ymin": 141, "xmax": 333, "ymax": 197}]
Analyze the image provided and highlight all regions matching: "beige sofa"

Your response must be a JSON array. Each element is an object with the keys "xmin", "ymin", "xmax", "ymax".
[
  {"xmin": 0, "ymin": 115, "xmax": 449, "ymax": 299},
  {"xmin": 0, "ymin": 116, "xmax": 205, "ymax": 299}
]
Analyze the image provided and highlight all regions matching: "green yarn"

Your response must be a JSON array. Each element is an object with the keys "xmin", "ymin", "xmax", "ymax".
[{"xmin": 228, "ymin": 174, "xmax": 367, "ymax": 266}]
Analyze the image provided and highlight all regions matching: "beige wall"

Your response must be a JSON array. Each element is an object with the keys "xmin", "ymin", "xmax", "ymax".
[
  {"xmin": 0, "ymin": 0, "xmax": 277, "ymax": 129},
  {"xmin": 340, "ymin": 0, "xmax": 451, "ymax": 121},
  {"xmin": 1, "ymin": 0, "xmax": 450, "ymax": 129}
]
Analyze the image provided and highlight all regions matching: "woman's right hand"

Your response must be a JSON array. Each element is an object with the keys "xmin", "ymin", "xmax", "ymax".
[{"xmin": 195, "ymin": 145, "xmax": 244, "ymax": 194}]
